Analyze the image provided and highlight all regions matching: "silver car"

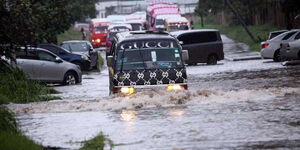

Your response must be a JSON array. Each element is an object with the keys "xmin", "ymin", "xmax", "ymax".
[
  {"xmin": 16, "ymin": 47, "xmax": 82, "ymax": 85},
  {"xmin": 260, "ymin": 29, "xmax": 300, "ymax": 62},
  {"xmin": 280, "ymin": 35, "xmax": 300, "ymax": 61}
]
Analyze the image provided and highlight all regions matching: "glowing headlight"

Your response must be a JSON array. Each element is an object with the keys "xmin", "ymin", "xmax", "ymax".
[
  {"xmin": 81, "ymin": 55, "xmax": 89, "ymax": 60},
  {"xmin": 120, "ymin": 87, "xmax": 135, "ymax": 95},
  {"xmin": 96, "ymin": 39, "xmax": 101, "ymax": 43},
  {"xmin": 166, "ymin": 84, "xmax": 184, "ymax": 91}
]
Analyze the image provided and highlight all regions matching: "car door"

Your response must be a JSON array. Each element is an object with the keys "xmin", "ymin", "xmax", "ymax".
[
  {"xmin": 87, "ymin": 42, "xmax": 98, "ymax": 67},
  {"xmin": 178, "ymin": 33, "xmax": 197, "ymax": 63},
  {"xmin": 37, "ymin": 50, "xmax": 65, "ymax": 82},
  {"xmin": 16, "ymin": 50, "xmax": 41, "ymax": 80}
]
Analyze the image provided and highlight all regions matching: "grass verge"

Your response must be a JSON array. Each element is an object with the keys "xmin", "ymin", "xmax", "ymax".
[
  {"xmin": 195, "ymin": 23, "xmax": 279, "ymax": 51},
  {"xmin": 0, "ymin": 67, "xmax": 60, "ymax": 104},
  {"xmin": 0, "ymin": 107, "xmax": 42, "ymax": 150},
  {"xmin": 57, "ymin": 28, "xmax": 90, "ymax": 44},
  {"xmin": 80, "ymin": 133, "xmax": 113, "ymax": 150}
]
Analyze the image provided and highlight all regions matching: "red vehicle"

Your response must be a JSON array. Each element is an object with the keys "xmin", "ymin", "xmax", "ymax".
[
  {"xmin": 146, "ymin": 1, "xmax": 181, "ymax": 31},
  {"xmin": 90, "ymin": 18, "xmax": 112, "ymax": 48}
]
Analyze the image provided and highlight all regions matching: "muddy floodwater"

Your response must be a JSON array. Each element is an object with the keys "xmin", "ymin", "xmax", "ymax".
[{"xmin": 7, "ymin": 36, "xmax": 300, "ymax": 150}]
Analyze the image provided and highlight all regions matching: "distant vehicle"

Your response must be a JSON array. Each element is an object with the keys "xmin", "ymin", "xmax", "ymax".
[
  {"xmin": 146, "ymin": 1, "xmax": 181, "ymax": 31},
  {"xmin": 107, "ymin": 15, "xmax": 127, "ymax": 23},
  {"xmin": 171, "ymin": 29, "xmax": 224, "ymax": 65},
  {"xmin": 61, "ymin": 41, "xmax": 99, "ymax": 70},
  {"xmin": 268, "ymin": 30, "xmax": 288, "ymax": 40},
  {"xmin": 261, "ymin": 29, "xmax": 300, "ymax": 62},
  {"xmin": 165, "ymin": 16, "xmax": 190, "ymax": 32},
  {"xmin": 37, "ymin": 43, "xmax": 91, "ymax": 71},
  {"xmin": 16, "ymin": 47, "xmax": 82, "ymax": 85},
  {"xmin": 106, "ymin": 31, "xmax": 189, "ymax": 95},
  {"xmin": 280, "ymin": 33, "xmax": 300, "ymax": 61},
  {"xmin": 106, "ymin": 24, "xmax": 132, "ymax": 56},
  {"xmin": 74, "ymin": 23, "xmax": 89, "ymax": 31},
  {"xmin": 89, "ymin": 18, "xmax": 112, "ymax": 48}
]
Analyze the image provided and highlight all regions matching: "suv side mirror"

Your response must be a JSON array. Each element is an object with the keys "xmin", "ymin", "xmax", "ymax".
[
  {"xmin": 55, "ymin": 57, "xmax": 63, "ymax": 63},
  {"xmin": 107, "ymin": 56, "xmax": 114, "ymax": 67},
  {"xmin": 182, "ymin": 50, "xmax": 189, "ymax": 61}
]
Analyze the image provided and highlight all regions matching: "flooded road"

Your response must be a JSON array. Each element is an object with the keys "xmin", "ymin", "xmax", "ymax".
[{"xmin": 7, "ymin": 36, "xmax": 300, "ymax": 149}]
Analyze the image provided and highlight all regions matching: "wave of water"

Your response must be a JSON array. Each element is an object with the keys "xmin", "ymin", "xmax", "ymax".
[{"xmin": 7, "ymin": 87, "xmax": 300, "ymax": 114}]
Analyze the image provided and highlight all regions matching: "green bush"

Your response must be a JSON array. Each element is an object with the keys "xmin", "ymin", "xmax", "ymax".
[
  {"xmin": 80, "ymin": 133, "xmax": 113, "ymax": 150},
  {"xmin": 0, "ymin": 67, "xmax": 59, "ymax": 104},
  {"xmin": 0, "ymin": 107, "xmax": 42, "ymax": 150}
]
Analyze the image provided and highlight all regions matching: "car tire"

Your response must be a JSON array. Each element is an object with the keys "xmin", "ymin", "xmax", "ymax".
[
  {"xmin": 207, "ymin": 55, "xmax": 218, "ymax": 65},
  {"xmin": 273, "ymin": 50, "xmax": 281, "ymax": 62},
  {"xmin": 63, "ymin": 72, "xmax": 77, "ymax": 85}
]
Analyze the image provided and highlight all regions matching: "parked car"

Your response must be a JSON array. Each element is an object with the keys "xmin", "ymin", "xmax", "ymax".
[
  {"xmin": 16, "ymin": 47, "xmax": 82, "ymax": 85},
  {"xmin": 280, "ymin": 32, "xmax": 300, "ymax": 61},
  {"xmin": 61, "ymin": 41, "xmax": 99, "ymax": 69},
  {"xmin": 106, "ymin": 31, "xmax": 189, "ymax": 95},
  {"xmin": 37, "ymin": 43, "xmax": 91, "ymax": 71},
  {"xmin": 260, "ymin": 29, "xmax": 300, "ymax": 62},
  {"xmin": 170, "ymin": 29, "xmax": 224, "ymax": 65}
]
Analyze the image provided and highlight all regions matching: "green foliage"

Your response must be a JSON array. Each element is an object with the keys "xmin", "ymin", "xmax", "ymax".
[
  {"xmin": 0, "ymin": 107, "xmax": 42, "ymax": 150},
  {"xmin": 57, "ymin": 28, "xmax": 90, "ymax": 44},
  {"xmin": 0, "ymin": 0, "xmax": 98, "ymax": 59},
  {"xmin": 80, "ymin": 133, "xmax": 113, "ymax": 150},
  {"xmin": 0, "ymin": 67, "xmax": 59, "ymax": 104},
  {"xmin": 196, "ymin": 23, "xmax": 279, "ymax": 51}
]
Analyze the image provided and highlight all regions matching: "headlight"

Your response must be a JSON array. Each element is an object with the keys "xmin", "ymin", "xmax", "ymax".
[
  {"xmin": 120, "ymin": 87, "xmax": 135, "ymax": 95},
  {"xmin": 81, "ymin": 55, "xmax": 89, "ymax": 60},
  {"xmin": 166, "ymin": 84, "xmax": 184, "ymax": 91},
  {"xmin": 96, "ymin": 39, "xmax": 101, "ymax": 43}
]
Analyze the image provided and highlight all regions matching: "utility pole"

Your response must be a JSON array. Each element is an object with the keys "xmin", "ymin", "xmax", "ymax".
[{"xmin": 225, "ymin": 0, "xmax": 257, "ymax": 42}]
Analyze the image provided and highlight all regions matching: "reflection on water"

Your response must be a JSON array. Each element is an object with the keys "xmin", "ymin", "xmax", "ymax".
[
  {"xmin": 167, "ymin": 107, "xmax": 185, "ymax": 122},
  {"xmin": 120, "ymin": 110, "xmax": 137, "ymax": 122}
]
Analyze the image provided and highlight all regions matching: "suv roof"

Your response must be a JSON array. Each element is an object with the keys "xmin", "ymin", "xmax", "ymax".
[
  {"xmin": 170, "ymin": 29, "xmax": 220, "ymax": 37},
  {"xmin": 115, "ymin": 31, "xmax": 175, "ymax": 43}
]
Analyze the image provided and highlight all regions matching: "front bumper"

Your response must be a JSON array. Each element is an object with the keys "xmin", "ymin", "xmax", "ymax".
[
  {"xmin": 111, "ymin": 84, "xmax": 188, "ymax": 95},
  {"xmin": 81, "ymin": 60, "xmax": 91, "ymax": 70}
]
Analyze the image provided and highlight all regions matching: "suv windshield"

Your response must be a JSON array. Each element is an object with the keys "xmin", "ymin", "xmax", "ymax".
[
  {"xmin": 95, "ymin": 26, "xmax": 108, "ymax": 32},
  {"xmin": 62, "ymin": 42, "xmax": 89, "ymax": 52},
  {"xmin": 116, "ymin": 40, "xmax": 182, "ymax": 70}
]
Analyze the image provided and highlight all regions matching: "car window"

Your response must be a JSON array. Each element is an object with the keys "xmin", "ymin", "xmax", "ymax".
[
  {"xmin": 62, "ymin": 43, "xmax": 89, "ymax": 52},
  {"xmin": 192, "ymin": 32, "xmax": 218, "ymax": 43},
  {"xmin": 16, "ymin": 49, "xmax": 38, "ymax": 60},
  {"xmin": 282, "ymin": 32, "xmax": 296, "ymax": 40},
  {"xmin": 40, "ymin": 45, "xmax": 59, "ymax": 54},
  {"xmin": 294, "ymin": 32, "xmax": 300, "ymax": 40},
  {"xmin": 37, "ymin": 51, "xmax": 56, "ymax": 62},
  {"xmin": 178, "ymin": 34, "xmax": 191, "ymax": 45},
  {"xmin": 269, "ymin": 31, "xmax": 286, "ymax": 40}
]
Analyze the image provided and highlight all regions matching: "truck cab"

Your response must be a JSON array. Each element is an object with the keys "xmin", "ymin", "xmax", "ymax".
[{"xmin": 107, "ymin": 31, "xmax": 189, "ymax": 95}]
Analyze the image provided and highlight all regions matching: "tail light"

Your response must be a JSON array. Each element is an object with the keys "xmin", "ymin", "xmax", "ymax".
[{"xmin": 261, "ymin": 43, "xmax": 269, "ymax": 48}]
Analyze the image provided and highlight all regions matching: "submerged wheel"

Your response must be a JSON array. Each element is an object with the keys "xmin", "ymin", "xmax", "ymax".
[
  {"xmin": 273, "ymin": 50, "xmax": 282, "ymax": 62},
  {"xmin": 63, "ymin": 72, "xmax": 77, "ymax": 85},
  {"xmin": 207, "ymin": 55, "xmax": 218, "ymax": 65}
]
